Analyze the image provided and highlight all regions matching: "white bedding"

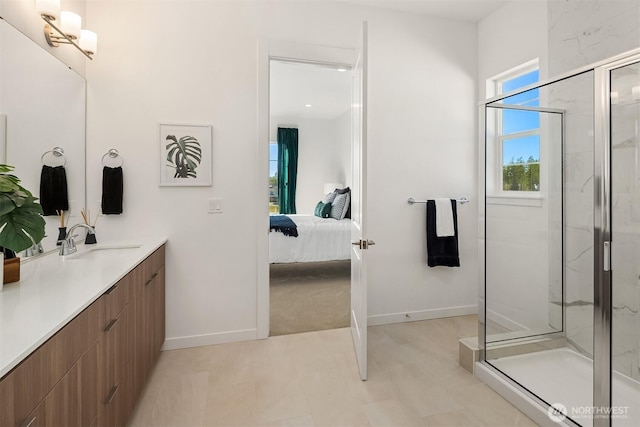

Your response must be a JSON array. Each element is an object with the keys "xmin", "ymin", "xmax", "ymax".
[{"xmin": 269, "ymin": 214, "xmax": 351, "ymax": 263}]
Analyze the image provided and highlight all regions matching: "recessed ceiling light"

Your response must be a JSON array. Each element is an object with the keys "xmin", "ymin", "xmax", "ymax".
[
  {"xmin": 305, "ymin": 104, "xmax": 312, "ymax": 108},
  {"xmin": 337, "ymin": 68, "xmax": 347, "ymax": 72}
]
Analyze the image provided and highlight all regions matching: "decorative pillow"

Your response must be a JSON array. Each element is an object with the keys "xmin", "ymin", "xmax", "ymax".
[
  {"xmin": 335, "ymin": 187, "xmax": 351, "ymax": 219},
  {"xmin": 314, "ymin": 201, "xmax": 332, "ymax": 218},
  {"xmin": 340, "ymin": 192, "xmax": 351, "ymax": 219},
  {"xmin": 322, "ymin": 191, "xmax": 338, "ymax": 204},
  {"xmin": 330, "ymin": 192, "xmax": 350, "ymax": 220}
]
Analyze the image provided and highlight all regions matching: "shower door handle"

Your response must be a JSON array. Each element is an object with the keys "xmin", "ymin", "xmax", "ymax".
[{"xmin": 603, "ymin": 241, "xmax": 611, "ymax": 272}]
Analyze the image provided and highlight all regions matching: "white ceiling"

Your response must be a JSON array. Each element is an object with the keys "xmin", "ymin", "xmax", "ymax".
[
  {"xmin": 270, "ymin": 60, "xmax": 353, "ymax": 120},
  {"xmin": 341, "ymin": 0, "xmax": 509, "ymax": 23},
  {"xmin": 270, "ymin": 0, "xmax": 510, "ymax": 120}
]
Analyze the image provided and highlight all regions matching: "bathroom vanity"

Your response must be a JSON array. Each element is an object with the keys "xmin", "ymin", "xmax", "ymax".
[{"xmin": 0, "ymin": 239, "xmax": 166, "ymax": 427}]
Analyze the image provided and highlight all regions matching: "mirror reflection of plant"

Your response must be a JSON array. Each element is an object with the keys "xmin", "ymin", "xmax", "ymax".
[
  {"xmin": 166, "ymin": 135, "xmax": 202, "ymax": 178},
  {"xmin": 0, "ymin": 165, "xmax": 46, "ymax": 253}
]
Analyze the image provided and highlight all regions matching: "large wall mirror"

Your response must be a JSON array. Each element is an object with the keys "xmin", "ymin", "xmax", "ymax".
[{"xmin": 0, "ymin": 18, "xmax": 86, "ymax": 254}]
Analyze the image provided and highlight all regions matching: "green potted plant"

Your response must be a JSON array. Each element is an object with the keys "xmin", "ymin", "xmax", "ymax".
[{"xmin": 0, "ymin": 164, "xmax": 46, "ymax": 285}]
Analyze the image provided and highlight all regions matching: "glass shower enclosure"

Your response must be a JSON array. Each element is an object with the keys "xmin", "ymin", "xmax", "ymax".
[{"xmin": 478, "ymin": 49, "xmax": 640, "ymax": 427}]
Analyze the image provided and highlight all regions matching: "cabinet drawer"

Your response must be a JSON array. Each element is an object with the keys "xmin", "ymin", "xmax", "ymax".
[
  {"xmin": 144, "ymin": 246, "xmax": 165, "ymax": 284},
  {"xmin": 103, "ymin": 275, "xmax": 131, "ymax": 326}
]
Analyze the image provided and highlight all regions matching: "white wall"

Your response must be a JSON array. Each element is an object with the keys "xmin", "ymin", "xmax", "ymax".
[
  {"xmin": 270, "ymin": 115, "xmax": 348, "ymax": 214},
  {"xmin": 365, "ymin": 11, "xmax": 479, "ymax": 324},
  {"xmin": 4, "ymin": 0, "xmax": 480, "ymax": 349},
  {"xmin": 334, "ymin": 111, "xmax": 352, "ymax": 189},
  {"xmin": 77, "ymin": 1, "xmax": 479, "ymax": 347},
  {"xmin": 478, "ymin": 1, "xmax": 552, "ymax": 334},
  {"xmin": 478, "ymin": 0, "xmax": 548, "ymax": 101}
]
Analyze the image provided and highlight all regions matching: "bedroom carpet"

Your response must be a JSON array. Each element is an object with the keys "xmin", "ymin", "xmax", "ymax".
[{"xmin": 270, "ymin": 260, "xmax": 350, "ymax": 336}]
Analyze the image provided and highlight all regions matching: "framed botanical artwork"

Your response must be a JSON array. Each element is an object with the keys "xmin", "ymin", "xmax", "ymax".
[{"xmin": 159, "ymin": 123, "xmax": 212, "ymax": 186}]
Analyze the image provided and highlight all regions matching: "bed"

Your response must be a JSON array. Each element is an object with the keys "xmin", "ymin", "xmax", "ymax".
[{"xmin": 269, "ymin": 214, "xmax": 351, "ymax": 263}]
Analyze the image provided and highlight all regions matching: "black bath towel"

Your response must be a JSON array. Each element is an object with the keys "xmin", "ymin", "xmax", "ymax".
[
  {"xmin": 101, "ymin": 166, "xmax": 123, "ymax": 215},
  {"xmin": 426, "ymin": 199, "xmax": 460, "ymax": 267},
  {"xmin": 39, "ymin": 165, "xmax": 69, "ymax": 216}
]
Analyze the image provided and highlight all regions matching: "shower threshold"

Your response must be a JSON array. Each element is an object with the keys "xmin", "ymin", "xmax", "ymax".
[{"xmin": 477, "ymin": 348, "xmax": 640, "ymax": 427}]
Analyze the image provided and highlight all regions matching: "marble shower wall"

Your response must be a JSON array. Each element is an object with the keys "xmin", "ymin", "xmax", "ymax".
[
  {"xmin": 547, "ymin": 71, "xmax": 596, "ymax": 359},
  {"xmin": 547, "ymin": 0, "xmax": 640, "ymax": 378},
  {"xmin": 548, "ymin": 0, "xmax": 640, "ymax": 76},
  {"xmin": 610, "ymin": 63, "xmax": 640, "ymax": 381}
]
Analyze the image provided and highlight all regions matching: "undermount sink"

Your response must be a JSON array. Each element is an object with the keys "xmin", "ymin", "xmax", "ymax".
[{"xmin": 63, "ymin": 243, "xmax": 142, "ymax": 260}]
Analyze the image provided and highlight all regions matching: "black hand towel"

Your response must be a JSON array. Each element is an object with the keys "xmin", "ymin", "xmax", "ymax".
[
  {"xmin": 102, "ymin": 166, "xmax": 123, "ymax": 215},
  {"xmin": 39, "ymin": 165, "xmax": 69, "ymax": 216},
  {"xmin": 426, "ymin": 199, "xmax": 460, "ymax": 267}
]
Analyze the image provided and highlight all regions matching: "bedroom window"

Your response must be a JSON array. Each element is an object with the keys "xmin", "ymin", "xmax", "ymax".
[
  {"xmin": 269, "ymin": 142, "xmax": 279, "ymax": 213},
  {"xmin": 493, "ymin": 63, "xmax": 540, "ymax": 193}
]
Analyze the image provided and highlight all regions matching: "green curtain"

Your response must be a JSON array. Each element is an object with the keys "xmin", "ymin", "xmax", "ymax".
[{"xmin": 277, "ymin": 127, "xmax": 298, "ymax": 214}]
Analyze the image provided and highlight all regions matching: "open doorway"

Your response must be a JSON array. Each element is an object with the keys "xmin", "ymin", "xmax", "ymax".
[{"xmin": 268, "ymin": 59, "xmax": 353, "ymax": 336}]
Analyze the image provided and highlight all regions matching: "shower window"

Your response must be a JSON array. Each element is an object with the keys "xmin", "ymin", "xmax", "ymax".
[{"xmin": 489, "ymin": 63, "xmax": 541, "ymax": 195}]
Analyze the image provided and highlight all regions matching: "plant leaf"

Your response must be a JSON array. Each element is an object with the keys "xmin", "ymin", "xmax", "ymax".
[
  {"xmin": 0, "ymin": 198, "xmax": 45, "ymax": 252},
  {"xmin": 165, "ymin": 135, "xmax": 202, "ymax": 178}
]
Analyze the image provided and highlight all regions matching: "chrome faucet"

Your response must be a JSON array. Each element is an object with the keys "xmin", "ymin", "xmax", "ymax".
[
  {"xmin": 22, "ymin": 229, "xmax": 44, "ymax": 258},
  {"xmin": 59, "ymin": 223, "xmax": 96, "ymax": 256}
]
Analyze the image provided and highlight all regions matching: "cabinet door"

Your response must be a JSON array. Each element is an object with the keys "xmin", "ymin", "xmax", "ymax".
[
  {"xmin": 81, "ymin": 303, "xmax": 131, "ymax": 427},
  {"xmin": 0, "ymin": 372, "xmax": 15, "ymax": 426},
  {"xmin": 26, "ymin": 363, "xmax": 81, "ymax": 427},
  {"xmin": 152, "ymin": 266, "xmax": 166, "ymax": 359},
  {"xmin": 103, "ymin": 304, "xmax": 130, "ymax": 396},
  {"xmin": 79, "ymin": 338, "xmax": 102, "ymax": 427},
  {"xmin": 96, "ymin": 366, "xmax": 132, "ymax": 427},
  {"xmin": 131, "ymin": 263, "xmax": 149, "ymax": 402}
]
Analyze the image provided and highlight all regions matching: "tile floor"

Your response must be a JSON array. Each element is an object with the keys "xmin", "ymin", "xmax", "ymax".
[{"xmin": 128, "ymin": 315, "xmax": 537, "ymax": 426}]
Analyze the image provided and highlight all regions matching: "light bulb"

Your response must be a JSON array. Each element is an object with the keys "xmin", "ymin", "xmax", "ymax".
[
  {"xmin": 60, "ymin": 11, "xmax": 81, "ymax": 40},
  {"xmin": 36, "ymin": 0, "xmax": 60, "ymax": 20},
  {"xmin": 79, "ymin": 30, "xmax": 97, "ymax": 55}
]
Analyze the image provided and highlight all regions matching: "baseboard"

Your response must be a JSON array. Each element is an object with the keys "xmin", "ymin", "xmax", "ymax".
[
  {"xmin": 368, "ymin": 305, "xmax": 477, "ymax": 326},
  {"xmin": 486, "ymin": 309, "xmax": 529, "ymax": 332},
  {"xmin": 161, "ymin": 328, "xmax": 257, "ymax": 351}
]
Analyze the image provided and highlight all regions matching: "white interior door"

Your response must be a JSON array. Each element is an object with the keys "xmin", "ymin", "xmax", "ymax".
[{"xmin": 350, "ymin": 21, "xmax": 369, "ymax": 381}]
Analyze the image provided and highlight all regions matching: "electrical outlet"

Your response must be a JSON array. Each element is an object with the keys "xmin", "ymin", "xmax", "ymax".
[{"xmin": 208, "ymin": 198, "xmax": 223, "ymax": 214}]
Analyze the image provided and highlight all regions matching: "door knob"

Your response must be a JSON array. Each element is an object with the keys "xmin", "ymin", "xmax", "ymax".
[{"xmin": 351, "ymin": 239, "xmax": 375, "ymax": 249}]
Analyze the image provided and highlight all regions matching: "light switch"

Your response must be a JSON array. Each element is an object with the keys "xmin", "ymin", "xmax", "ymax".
[{"xmin": 208, "ymin": 198, "xmax": 223, "ymax": 214}]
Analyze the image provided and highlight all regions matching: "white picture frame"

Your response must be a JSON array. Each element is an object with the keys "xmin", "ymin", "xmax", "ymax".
[{"xmin": 159, "ymin": 123, "xmax": 212, "ymax": 187}]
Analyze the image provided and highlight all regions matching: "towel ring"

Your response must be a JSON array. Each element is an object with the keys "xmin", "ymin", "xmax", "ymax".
[
  {"xmin": 101, "ymin": 149, "xmax": 123, "ymax": 167},
  {"xmin": 41, "ymin": 147, "xmax": 66, "ymax": 167}
]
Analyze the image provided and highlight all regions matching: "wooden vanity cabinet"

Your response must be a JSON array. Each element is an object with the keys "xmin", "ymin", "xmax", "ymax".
[
  {"xmin": 0, "ymin": 297, "xmax": 103, "ymax": 427},
  {"xmin": 132, "ymin": 245, "xmax": 165, "ymax": 403},
  {"xmin": 0, "ymin": 244, "xmax": 165, "ymax": 427}
]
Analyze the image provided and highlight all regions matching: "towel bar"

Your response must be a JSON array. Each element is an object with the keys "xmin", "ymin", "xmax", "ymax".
[{"xmin": 408, "ymin": 197, "xmax": 470, "ymax": 205}]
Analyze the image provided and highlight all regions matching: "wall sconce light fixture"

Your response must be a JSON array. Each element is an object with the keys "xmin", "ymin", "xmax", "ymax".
[{"xmin": 37, "ymin": 0, "xmax": 97, "ymax": 59}]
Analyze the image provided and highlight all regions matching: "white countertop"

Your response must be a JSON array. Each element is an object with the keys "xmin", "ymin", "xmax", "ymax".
[{"xmin": 0, "ymin": 237, "xmax": 167, "ymax": 378}]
